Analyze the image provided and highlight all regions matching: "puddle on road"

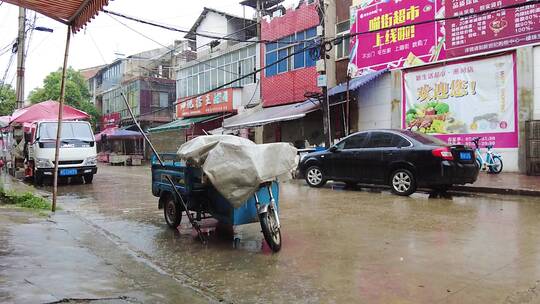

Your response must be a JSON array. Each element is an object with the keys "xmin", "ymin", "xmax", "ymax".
[{"xmin": 7, "ymin": 166, "xmax": 540, "ymax": 303}]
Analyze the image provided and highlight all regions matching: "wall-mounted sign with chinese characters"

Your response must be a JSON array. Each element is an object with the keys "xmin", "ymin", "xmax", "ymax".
[
  {"xmin": 348, "ymin": 0, "xmax": 540, "ymax": 76},
  {"xmin": 177, "ymin": 88, "xmax": 235, "ymax": 118},
  {"xmin": 445, "ymin": 0, "xmax": 540, "ymax": 58},
  {"xmin": 348, "ymin": 0, "xmax": 446, "ymax": 77},
  {"xmin": 402, "ymin": 54, "xmax": 518, "ymax": 148},
  {"xmin": 100, "ymin": 112, "xmax": 121, "ymax": 130}
]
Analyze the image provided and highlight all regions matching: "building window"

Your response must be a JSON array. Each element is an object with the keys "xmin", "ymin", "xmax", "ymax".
[
  {"xmin": 335, "ymin": 20, "xmax": 350, "ymax": 60},
  {"xmin": 159, "ymin": 92, "xmax": 169, "ymax": 108},
  {"xmin": 152, "ymin": 92, "xmax": 160, "ymax": 107},
  {"xmin": 265, "ymin": 27, "xmax": 317, "ymax": 77},
  {"xmin": 176, "ymin": 44, "xmax": 257, "ymax": 98}
]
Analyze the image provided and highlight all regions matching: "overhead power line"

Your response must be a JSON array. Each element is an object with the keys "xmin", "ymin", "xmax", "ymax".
[
  {"xmin": 109, "ymin": 0, "xmax": 540, "ymax": 119},
  {"xmin": 132, "ymin": 40, "xmax": 318, "ymax": 119},
  {"xmin": 103, "ymin": 9, "xmax": 316, "ymax": 45},
  {"xmin": 106, "ymin": 13, "xmax": 248, "ymax": 77}
]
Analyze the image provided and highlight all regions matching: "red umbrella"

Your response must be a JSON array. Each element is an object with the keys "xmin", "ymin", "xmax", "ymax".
[{"xmin": 10, "ymin": 100, "xmax": 89, "ymax": 125}]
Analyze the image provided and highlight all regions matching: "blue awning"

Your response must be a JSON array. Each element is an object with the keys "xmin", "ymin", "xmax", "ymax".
[{"xmin": 328, "ymin": 69, "xmax": 389, "ymax": 97}]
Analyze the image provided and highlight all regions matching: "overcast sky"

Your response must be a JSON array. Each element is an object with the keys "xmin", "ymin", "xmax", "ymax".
[{"xmin": 0, "ymin": 0, "xmax": 297, "ymax": 98}]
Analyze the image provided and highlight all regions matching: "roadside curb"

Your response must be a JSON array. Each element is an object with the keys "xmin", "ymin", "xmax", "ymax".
[{"xmin": 450, "ymin": 185, "xmax": 540, "ymax": 197}]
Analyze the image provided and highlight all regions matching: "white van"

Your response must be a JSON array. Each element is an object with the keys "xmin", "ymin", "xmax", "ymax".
[{"xmin": 27, "ymin": 120, "xmax": 97, "ymax": 185}]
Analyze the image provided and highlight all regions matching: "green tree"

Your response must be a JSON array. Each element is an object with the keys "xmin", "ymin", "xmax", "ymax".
[
  {"xmin": 29, "ymin": 67, "xmax": 100, "ymax": 127},
  {"xmin": 0, "ymin": 83, "xmax": 16, "ymax": 116}
]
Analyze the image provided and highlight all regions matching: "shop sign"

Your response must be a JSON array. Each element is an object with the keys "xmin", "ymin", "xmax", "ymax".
[
  {"xmin": 402, "ymin": 54, "xmax": 518, "ymax": 148},
  {"xmin": 177, "ymin": 88, "xmax": 234, "ymax": 118},
  {"xmin": 101, "ymin": 112, "xmax": 121, "ymax": 129},
  {"xmin": 445, "ymin": 0, "xmax": 540, "ymax": 58},
  {"xmin": 348, "ymin": 0, "xmax": 540, "ymax": 76},
  {"xmin": 349, "ymin": 0, "xmax": 445, "ymax": 77}
]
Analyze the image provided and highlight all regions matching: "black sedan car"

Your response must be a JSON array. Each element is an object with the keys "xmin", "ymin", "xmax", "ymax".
[{"xmin": 298, "ymin": 130, "xmax": 479, "ymax": 196}]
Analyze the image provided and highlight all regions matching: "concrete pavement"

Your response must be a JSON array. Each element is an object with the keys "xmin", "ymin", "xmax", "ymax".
[{"xmin": 452, "ymin": 172, "xmax": 540, "ymax": 196}]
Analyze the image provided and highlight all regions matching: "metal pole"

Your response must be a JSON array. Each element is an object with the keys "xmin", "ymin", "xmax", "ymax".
[
  {"xmin": 345, "ymin": 76, "xmax": 350, "ymax": 136},
  {"xmin": 52, "ymin": 26, "xmax": 71, "ymax": 212},
  {"xmin": 256, "ymin": 0, "xmax": 261, "ymax": 39},
  {"xmin": 15, "ymin": 7, "xmax": 26, "ymax": 109},
  {"xmin": 319, "ymin": 0, "xmax": 332, "ymax": 147},
  {"xmin": 120, "ymin": 93, "xmax": 206, "ymax": 243}
]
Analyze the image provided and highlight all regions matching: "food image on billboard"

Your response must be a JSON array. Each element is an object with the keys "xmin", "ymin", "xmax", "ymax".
[{"xmin": 402, "ymin": 54, "xmax": 518, "ymax": 148}]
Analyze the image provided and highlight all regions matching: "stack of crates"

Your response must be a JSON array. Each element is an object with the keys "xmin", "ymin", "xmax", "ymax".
[{"xmin": 526, "ymin": 120, "xmax": 540, "ymax": 175}]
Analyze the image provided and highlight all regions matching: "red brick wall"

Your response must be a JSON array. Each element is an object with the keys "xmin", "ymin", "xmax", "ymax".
[
  {"xmin": 261, "ymin": 3, "xmax": 320, "ymax": 41},
  {"xmin": 261, "ymin": 2, "xmax": 321, "ymax": 107}
]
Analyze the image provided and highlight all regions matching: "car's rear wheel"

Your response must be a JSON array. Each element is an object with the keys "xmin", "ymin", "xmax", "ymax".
[
  {"xmin": 305, "ymin": 165, "xmax": 326, "ymax": 188},
  {"xmin": 390, "ymin": 169, "xmax": 416, "ymax": 196}
]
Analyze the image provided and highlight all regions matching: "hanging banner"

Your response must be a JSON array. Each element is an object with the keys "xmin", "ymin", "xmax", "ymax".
[
  {"xmin": 402, "ymin": 54, "xmax": 518, "ymax": 148},
  {"xmin": 445, "ymin": 0, "xmax": 540, "ymax": 59},
  {"xmin": 348, "ymin": 0, "xmax": 445, "ymax": 77}
]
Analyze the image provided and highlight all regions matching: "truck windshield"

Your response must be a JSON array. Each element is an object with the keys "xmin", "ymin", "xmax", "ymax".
[{"xmin": 38, "ymin": 122, "xmax": 94, "ymax": 141}]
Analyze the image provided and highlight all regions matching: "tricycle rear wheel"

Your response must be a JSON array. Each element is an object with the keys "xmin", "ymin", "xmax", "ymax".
[
  {"xmin": 164, "ymin": 196, "xmax": 182, "ymax": 229},
  {"xmin": 259, "ymin": 207, "xmax": 281, "ymax": 252}
]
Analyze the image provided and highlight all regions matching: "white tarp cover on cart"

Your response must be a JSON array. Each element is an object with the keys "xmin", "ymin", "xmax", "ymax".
[{"xmin": 177, "ymin": 135, "xmax": 297, "ymax": 208}]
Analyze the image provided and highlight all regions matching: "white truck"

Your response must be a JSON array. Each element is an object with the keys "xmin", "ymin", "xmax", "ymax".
[{"xmin": 26, "ymin": 120, "xmax": 97, "ymax": 186}]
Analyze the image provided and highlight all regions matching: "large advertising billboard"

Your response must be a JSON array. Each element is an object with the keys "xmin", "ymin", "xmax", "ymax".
[
  {"xmin": 349, "ymin": 0, "xmax": 445, "ymax": 77},
  {"xmin": 349, "ymin": 0, "xmax": 540, "ymax": 76},
  {"xmin": 402, "ymin": 54, "xmax": 518, "ymax": 148},
  {"xmin": 445, "ymin": 0, "xmax": 540, "ymax": 58}
]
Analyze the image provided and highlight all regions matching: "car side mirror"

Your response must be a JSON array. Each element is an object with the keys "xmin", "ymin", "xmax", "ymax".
[{"xmin": 329, "ymin": 146, "xmax": 339, "ymax": 152}]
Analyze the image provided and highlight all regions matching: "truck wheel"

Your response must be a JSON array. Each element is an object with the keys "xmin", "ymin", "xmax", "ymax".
[
  {"xmin": 84, "ymin": 174, "xmax": 94, "ymax": 184},
  {"xmin": 164, "ymin": 195, "xmax": 182, "ymax": 229}
]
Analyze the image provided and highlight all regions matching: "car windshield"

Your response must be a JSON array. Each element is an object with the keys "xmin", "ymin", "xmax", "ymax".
[
  {"xmin": 401, "ymin": 130, "xmax": 447, "ymax": 145},
  {"xmin": 38, "ymin": 122, "xmax": 94, "ymax": 141}
]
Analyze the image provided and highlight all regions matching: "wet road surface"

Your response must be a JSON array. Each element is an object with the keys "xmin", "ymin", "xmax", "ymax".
[{"xmin": 4, "ymin": 164, "xmax": 540, "ymax": 303}]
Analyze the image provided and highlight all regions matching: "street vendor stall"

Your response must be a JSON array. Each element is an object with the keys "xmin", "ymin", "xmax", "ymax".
[{"xmin": 95, "ymin": 128, "xmax": 144, "ymax": 165}]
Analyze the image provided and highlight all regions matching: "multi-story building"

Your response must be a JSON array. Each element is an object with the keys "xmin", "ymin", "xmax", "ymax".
[
  {"xmin": 148, "ymin": 7, "xmax": 260, "ymax": 152},
  {"xmin": 219, "ymin": 0, "xmax": 330, "ymax": 147},
  {"xmin": 87, "ymin": 43, "xmax": 193, "ymax": 132}
]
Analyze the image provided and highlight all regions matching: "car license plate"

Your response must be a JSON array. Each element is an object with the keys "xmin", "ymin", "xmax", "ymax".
[
  {"xmin": 59, "ymin": 168, "xmax": 78, "ymax": 176},
  {"xmin": 460, "ymin": 152, "xmax": 472, "ymax": 160}
]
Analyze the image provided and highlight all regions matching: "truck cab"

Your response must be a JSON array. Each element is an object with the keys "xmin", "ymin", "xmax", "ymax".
[{"xmin": 27, "ymin": 120, "xmax": 97, "ymax": 185}]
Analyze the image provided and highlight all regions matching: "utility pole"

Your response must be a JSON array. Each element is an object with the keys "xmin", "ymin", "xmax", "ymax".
[
  {"xmin": 15, "ymin": 7, "xmax": 26, "ymax": 109},
  {"xmin": 319, "ymin": 0, "xmax": 336, "ymax": 147}
]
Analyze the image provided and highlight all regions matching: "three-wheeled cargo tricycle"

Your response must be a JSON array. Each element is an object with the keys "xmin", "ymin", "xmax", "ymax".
[{"xmin": 151, "ymin": 154, "xmax": 282, "ymax": 252}]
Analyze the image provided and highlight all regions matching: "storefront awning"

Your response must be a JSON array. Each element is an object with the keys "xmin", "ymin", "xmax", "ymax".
[
  {"xmin": 223, "ymin": 99, "xmax": 320, "ymax": 130},
  {"xmin": 3, "ymin": 0, "xmax": 109, "ymax": 33},
  {"xmin": 148, "ymin": 115, "xmax": 219, "ymax": 133},
  {"xmin": 328, "ymin": 69, "xmax": 389, "ymax": 97}
]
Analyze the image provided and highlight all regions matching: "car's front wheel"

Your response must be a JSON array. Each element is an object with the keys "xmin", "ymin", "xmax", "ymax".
[
  {"xmin": 390, "ymin": 169, "xmax": 416, "ymax": 196},
  {"xmin": 305, "ymin": 165, "xmax": 326, "ymax": 188}
]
